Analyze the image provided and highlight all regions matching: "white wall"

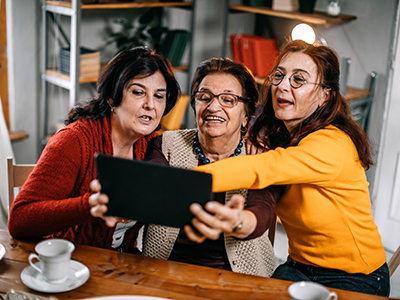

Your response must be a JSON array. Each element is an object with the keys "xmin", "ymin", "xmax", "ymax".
[
  {"xmin": 7, "ymin": 0, "xmax": 40, "ymax": 163},
  {"xmin": 7, "ymin": 0, "xmax": 398, "ymax": 200}
]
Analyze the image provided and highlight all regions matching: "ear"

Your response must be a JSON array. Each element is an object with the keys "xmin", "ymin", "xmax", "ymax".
[{"xmin": 318, "ymin": 88, "xmax": 330, "ymax": 107}]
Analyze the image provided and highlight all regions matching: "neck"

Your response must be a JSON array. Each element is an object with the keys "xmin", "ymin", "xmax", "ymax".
[
  {"xmin": 111, "ymin": 129, "xmax": 140, "ymax": 160},
  {"xmin": 194, "ymin": 131, "xmax": 243, "ymax": 165}
]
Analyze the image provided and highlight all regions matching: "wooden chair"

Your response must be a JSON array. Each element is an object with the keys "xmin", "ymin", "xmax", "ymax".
[
  {"xmin": 389, "ymin": 245, "xmax": 400, "ymax": 277},
  {"xmin": 7, "ymin": 157, "xmax": 35, "ymax": 210},
  {"xmin": 159, "ymin": 94, "xmax": 190, "ymax": 133},
  {"xmin": 268, "ymin": 213, "xmax": 278, "ymax": 247}
]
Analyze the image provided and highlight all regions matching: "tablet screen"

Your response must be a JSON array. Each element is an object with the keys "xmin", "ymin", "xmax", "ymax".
[{"xmin": 95, "ymin": 153, "xmax": 214, "ymax": 228}]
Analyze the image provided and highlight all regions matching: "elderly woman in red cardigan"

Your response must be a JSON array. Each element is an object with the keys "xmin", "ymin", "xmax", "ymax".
[{"xmin": 8, "ymin": 47, "xmax": 180, "ymax": 253}]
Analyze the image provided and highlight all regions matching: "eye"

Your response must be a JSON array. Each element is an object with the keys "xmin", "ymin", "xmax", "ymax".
[
  {"xmin": 220, "ymin": 94, "xmax": 236, "ymax": 104},
  {"xmin": 292, "ymin": 74, "xmax": 306, "ymax": 84},
  {"xmin": 273, "ymin": 72, "xmax": 284, "ymax": 80},
  {"xmin": 154, "ymin": 93, "xmax": 166, "ymax": 101},
  {"xmin": 132, "ymin": 90, "xmax": 145, "ymax": 97},
  {"xmin": 197, "ymin": 92, "xmax": 213, "ymax": 101}
]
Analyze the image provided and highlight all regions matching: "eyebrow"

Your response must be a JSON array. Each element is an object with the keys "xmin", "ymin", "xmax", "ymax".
[
  {"xmin": 276, "ymin": 66, "xmax": 311, "ymax": 76},
  {"xmin": 199, "ymin": 87, "xmax": 237, "ymax": 94},
  {"xmin": 128, "ymin": 83, "xmax": 167, "ymax": 92}
]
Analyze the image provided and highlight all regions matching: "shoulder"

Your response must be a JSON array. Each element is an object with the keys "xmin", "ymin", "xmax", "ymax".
[{"xmin": 302, "ymin": 126, "xmax": 353, "ymax": 147}]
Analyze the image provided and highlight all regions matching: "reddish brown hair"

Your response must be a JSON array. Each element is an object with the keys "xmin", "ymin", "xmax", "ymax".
[{"xmin": 249, "ymin": 40, "xmax": 373, "ymax": 169}]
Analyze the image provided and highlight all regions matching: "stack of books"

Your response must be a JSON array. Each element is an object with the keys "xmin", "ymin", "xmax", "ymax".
[
  {"xmin": 60, "ymin": 47, "xmax": 100, "ymax": 79},
  {"xmin": 160, "ymin": 30, "xmax": 191, "ymax": 67},
  {"xmin": 230, "ymin": 34, "xmax": 279, "ymax": 78}
]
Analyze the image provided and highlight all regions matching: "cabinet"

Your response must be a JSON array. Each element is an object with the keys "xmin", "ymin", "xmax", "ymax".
[
  {"xmin": 222, "ymin": 3, "xmax": 373, "ymax": 130},
  {"xmin": 41, "ymin": 0, "xmax": 195, "ymax": 144}
]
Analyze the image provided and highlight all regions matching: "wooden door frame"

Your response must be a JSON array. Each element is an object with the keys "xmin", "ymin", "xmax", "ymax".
[{"xmin": 0, "ymin": 0, "xmax": 10, "ymax": 129}]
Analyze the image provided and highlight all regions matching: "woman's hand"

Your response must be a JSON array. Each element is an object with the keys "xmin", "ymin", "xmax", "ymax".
[
  {"xmin": 89, "ymin": 180, "xmax": 129, "ymax": 227},
  {"xmin": 246, "ymin": 139, "xmax": 268, "ymax": 155},
  {"xmin": 184, "ymin": 194, "xmax": 256, "ymax": 243}
]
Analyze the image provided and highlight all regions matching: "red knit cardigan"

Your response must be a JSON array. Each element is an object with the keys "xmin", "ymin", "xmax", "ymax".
[{"xmin": 8, "ymin": 116, "xmax": 157, "ymax": 253}]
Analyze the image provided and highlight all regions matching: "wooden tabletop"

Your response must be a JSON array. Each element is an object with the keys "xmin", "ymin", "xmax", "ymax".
[{"xmin": 0, "ymin": 230, "xmax": 393, "ymax": 299}]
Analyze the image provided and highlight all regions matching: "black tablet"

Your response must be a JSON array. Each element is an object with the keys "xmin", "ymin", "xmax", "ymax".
[{"xmin": 95, "ymin": 153, "xmax": 214, "ymax": 228}]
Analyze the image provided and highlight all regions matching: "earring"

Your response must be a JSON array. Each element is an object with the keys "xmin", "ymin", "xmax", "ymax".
[
  {"xmin": 240, "ymin": 125, "xmax": 247, "ymax": 136},
  {"xmin": 111, "ymin": 107, "xmax": 115, "ymax": 113}
]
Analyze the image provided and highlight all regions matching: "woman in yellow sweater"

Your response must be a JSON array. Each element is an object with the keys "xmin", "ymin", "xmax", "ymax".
[{"xmin": 194, "ymin": 40, "xmax": 390, "ymax": 296}]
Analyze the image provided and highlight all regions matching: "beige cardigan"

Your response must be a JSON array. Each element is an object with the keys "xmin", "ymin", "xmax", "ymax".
[{"xmin": 142, "ymin": 129, "xmax": 275, "ymax": 277}]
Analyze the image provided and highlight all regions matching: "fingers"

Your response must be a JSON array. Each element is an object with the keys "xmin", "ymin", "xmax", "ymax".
[
  {"xmin": 184, "ymin": 224, "xmax": 206, "ymax": 244},
  {"xmin": 187, "ymin": 195, "xmax": 245, "ymax": 242},
  {"xmin": 227, "ymin": 194, "xmax": 245, "ymax": 210},
  {"xmin": 90, "ymin": 179, "xmax": 101, "ymax": 193}
]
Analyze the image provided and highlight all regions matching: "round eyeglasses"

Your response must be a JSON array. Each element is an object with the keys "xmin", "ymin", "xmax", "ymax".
[
  {"xmin": 269, "ymin": 71, "xmax": 320, "ymax": 89},
  {"xmin": 193, "ymin": 91, "xmax": 247, "ymax": 108}
]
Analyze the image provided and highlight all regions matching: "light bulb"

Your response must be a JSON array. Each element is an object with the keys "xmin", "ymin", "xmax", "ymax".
[{"xmin": 291, "ymin": 23, "xmax": 316, "ymax": 44}]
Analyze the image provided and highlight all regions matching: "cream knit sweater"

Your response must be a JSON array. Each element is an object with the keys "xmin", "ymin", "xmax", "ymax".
[{"xmin": 142, "ymin": 129, "xmax": 275, "ymax": 277}]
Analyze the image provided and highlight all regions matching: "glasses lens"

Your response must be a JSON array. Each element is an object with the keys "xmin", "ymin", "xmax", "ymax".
[
  {"xmin": 195, "ymin": 91, "xmax": 213, "ymax": 103},
  {"xmin": 218, "ymin": 93, "xmax": 238, "ymax": 107},
  {"xmin": 269, "ymin": 72, "xmax": 284, "ymax": 86},
  {"xmin": 290, "ymin": 72, "xmax": 306, "ymax": 88}
]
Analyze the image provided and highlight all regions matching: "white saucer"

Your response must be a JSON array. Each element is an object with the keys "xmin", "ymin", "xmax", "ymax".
[
  {"xmin": 21, "ymin": 260, "xmax": 90, "ymax": 293},
  {"xmin": 0, "ymin": 243, "xmax": 5, "ymax": 260},
  {"xmin": 80, "ymin": 297, "xmax": 170, "ymax": 300}
]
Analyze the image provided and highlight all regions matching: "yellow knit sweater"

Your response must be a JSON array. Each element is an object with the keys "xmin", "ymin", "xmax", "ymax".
[{"xmin": 195, "ymin": 126, "xmax": 386, "ymax": 274}]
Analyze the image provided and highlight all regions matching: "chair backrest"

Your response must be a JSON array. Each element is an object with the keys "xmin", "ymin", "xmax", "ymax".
[
  {"xmin": 388, "ymin": 245, "xmax": 400, "ymax": 277},
  {"xmin": 159, "ymin": 94, "xmax": 190, "ymax": 133},
  {"xmin": 268, "ymin": 213, "xmax": 278, "ymax": 247},
  {"xmin": 7, "ymin": 157, "xmax": 35, "ymax": 210}
]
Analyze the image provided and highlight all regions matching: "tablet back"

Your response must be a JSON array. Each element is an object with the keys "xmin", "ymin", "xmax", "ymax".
[{"xmin": 95, "ymin": 153, "xmax": 214, "ymax": 228}]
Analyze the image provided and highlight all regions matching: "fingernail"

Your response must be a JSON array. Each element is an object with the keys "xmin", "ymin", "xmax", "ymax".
[
  {"xmin": 207, "ymin": 202, "xmax": 215, "ymax": 209},
  {"xmin": 192, "ymin": 203, "xmax": 201, "ymax": 211}
]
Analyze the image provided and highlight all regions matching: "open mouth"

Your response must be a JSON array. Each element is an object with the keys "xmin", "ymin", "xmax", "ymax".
[
  {"xmin": 277, "ymin": 98, "xmax": 293, "ymax": 105},
  {"xmin": 204, "ymin": 116, "xmax": 225, "ymax": 122},
  {"xmin": 140, "ymin": 116, "xmax": 152, "ymax": 121}
]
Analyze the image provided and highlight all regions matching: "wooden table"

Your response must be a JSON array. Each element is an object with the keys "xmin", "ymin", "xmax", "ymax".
[{"xmin": 0, "ymin": 230, "xmax": 393, "ymax": 299}]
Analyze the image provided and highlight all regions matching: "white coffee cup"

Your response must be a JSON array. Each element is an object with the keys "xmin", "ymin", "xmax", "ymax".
[
  {"xmin": 28, "ymin": 239, "xmax": 75, "ymax": 284},
  {"xmin": 288, "ymin": 281, "xmax": 338, "ymax": 300}
]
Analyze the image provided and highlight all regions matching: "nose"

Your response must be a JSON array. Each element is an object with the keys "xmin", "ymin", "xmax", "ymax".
[
  {"xmin": 143, "ymin": 94, "xmax": 155, "ymax": 110},
  {"xmin": 278, "ymin": 75, "xmax": 291, "ymax": 91}
]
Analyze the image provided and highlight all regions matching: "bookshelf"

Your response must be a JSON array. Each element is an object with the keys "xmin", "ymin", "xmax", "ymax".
[
  {"xmin": 41, "ymin": 0, "xmax": 195, "ymax": 145},
  {"xmin": 223, "ymin": 2, "xmax": 374, "ymax": 129},
  {"xmin": 229, "ymin": 5, "xmax": 357, "ymax": 25}
]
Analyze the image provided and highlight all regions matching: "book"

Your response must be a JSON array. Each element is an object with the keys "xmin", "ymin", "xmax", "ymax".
[
  {"xmin": 230, "ymin": 34, "xmax": 278, "ymax": 78},
  {"xmin": 161, "ymin": 30, "xmax": 191, "ymax": 67},
  {"xmin": 59, "ymin": 47, "xmax": 100, "ymax": 76},
  {"xmin": 250, "ymin": 37, "xmax": 278, "ymax": 77}
]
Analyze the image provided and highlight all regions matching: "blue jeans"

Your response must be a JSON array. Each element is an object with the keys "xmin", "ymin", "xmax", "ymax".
[{"xmin": 272, "ymin": 256, "xmax": 390, "ymax": 297}]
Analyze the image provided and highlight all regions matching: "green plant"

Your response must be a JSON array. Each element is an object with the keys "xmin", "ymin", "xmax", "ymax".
[{"xmin": 106, "ymin": 9, "xmax": 168, "ymax": 53}]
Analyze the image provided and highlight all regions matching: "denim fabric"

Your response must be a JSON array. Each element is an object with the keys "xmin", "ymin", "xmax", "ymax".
[{"xmin": 272, "ymin": 256, "xmax": 390, "ymax": 297}]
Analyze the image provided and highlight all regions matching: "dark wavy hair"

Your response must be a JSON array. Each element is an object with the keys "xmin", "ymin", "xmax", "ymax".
[
  {"xmin": 249, "ymin": 40, "xmax": 373, "ymax": 169},
  {"xmin": 189, "ymin": 57, "xmax": 259, "ymax": 132},
  {"xmin": 65, "ymin": 47, "xmax": 180, "ymax": 129}
]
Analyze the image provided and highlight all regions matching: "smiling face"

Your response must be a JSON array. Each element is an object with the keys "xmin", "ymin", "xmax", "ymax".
[
  {"xmin": 271, "ymin": 52, "xmax": 329, "ymax": 132},
  {"xmin": 195, "ymin": 73, "xmax": 248, "ymax": 141},
  {"xmin": 111, "ymin": 71, "xmax": 167, "ymax": 142}
]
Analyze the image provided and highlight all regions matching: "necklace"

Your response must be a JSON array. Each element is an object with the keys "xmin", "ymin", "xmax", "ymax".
[{"xmin": 193, "ymin": 131, "xmax": 243, "ymax": 165}]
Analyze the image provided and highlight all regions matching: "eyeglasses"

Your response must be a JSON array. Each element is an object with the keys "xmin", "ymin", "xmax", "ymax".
[
  {"xmin": 193, "ymin": 91, "xmax": 247, "ymax": 108},
  {"xmin": 269, "ymin": 71, "xmax": 320, "ymax": 89}
]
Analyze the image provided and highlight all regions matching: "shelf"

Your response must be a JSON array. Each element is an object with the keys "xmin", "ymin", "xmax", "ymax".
[
  {"xmin": 345, "ymin": 86, "xmax": 370, "ymax": 102},
  {"xmin": 9, "ymin": 130, "xmax": 29, "ymax": 142},
  {"xmin": 255, "ymin": 77, "xmax": 370, "ymax": 103},
  {"xmin": 46, "ymin": 69, "xmax": 98, "ymax": 84},
  {"xmin": 229, "ymin": 5, "xmax": 357, "ymax": 25},
  {"xmin": 46, "ymin": 1, "xmax": 192, "ymax": 10},
  {"xmin": 46, "ymin": 64, "xmax": 189, "ymax": 85}
]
